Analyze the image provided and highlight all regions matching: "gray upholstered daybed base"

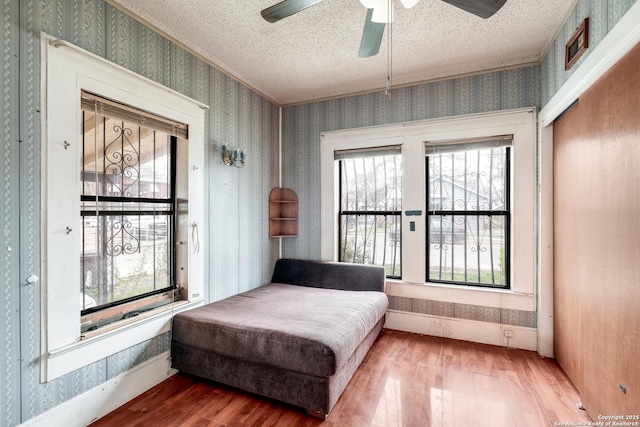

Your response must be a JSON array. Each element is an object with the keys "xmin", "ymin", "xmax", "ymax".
[{"xmin": 171, "ymin": 259, "xmax": 388, "ymax": 419}]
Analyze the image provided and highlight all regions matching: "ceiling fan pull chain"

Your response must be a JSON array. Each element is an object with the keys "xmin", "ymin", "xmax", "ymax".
[
  {"xmin": 386, "ymin": 0, "xmax": 394, "ymax": 99},
  {"xmin": 385, "ymin": 76, "xmax": 394, "ymax": 99}
]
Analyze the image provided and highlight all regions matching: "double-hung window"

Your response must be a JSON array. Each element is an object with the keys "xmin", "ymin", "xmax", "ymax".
[
  {"xmin": 42, "ymin": 34, "xmax": 206, "ymax": 381},
  {"xmin": 337, "ymin": 146, "xmax": 402, "ymax": 278},
  {"xmin": 425, "ymin": 136, "xmax": 512, "ymax": 288},
  {"xmin": 79, "ymin": 92, "xmax": 186, "ymax": 329}
]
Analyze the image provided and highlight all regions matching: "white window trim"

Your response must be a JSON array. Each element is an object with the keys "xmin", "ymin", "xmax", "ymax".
[
  {"xmin": 40, "ymin": 33, "xmax": 208, "ymax": 381},
  {"xmin": 321, "ymin": 108, "xmax": 537, "ymax": 312}
]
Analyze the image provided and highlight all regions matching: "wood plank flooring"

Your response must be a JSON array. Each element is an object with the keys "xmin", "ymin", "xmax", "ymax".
[{"xmin": 90, "ymin": 330, "xmax": 592, "ymax": 427}]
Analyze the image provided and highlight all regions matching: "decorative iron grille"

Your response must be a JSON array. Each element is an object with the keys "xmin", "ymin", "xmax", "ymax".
[
  {"xmin": 80, "ymin": 101, "xmax": 176, "ymax": 315},
  {"xmin": 338, "ymin": 149, "xmax": 402, "ymax": 278},
  {"xmin": 426, "ymin": 143, "xmax": 510, "ymax": 288}
]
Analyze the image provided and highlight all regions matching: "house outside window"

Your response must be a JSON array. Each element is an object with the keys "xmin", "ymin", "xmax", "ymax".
[
  {"xmin": 425, "ymin": 136, "xmax": 512, "ymax": 288},
  {"xmin": 337, "ymin": 146, "xmax": 402, "ymax": 278}
]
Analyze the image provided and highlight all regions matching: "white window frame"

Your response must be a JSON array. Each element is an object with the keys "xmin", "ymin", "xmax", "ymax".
[
  {"xmin": 321, "ymin": 108, "xmax": 536, "ymax": 312},
  {"xmin": 40, "ymin": 33, "xmax": 208, "ymax": 381},
  {"xmin": 424, "ymin": 137, "xmax": 512, "ymax": 288},
  {"xmin": 336, "ymin": 146, "xmax": 403, "ymax": 278}
]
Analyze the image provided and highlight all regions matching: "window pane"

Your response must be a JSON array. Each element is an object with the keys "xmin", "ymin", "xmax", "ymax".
[
  {"xmin": 427, "ymin": 215, "xmax": 507, "ymax": 286},
  {"xmin": 80, "ymin": 214, "xmax": 170, "ymax": 310},
  {"xmin": 339, "ymin": 214, "xmax": 401, "ymax": 277},
  {"xmin": 427, "ymin": 144, "xmax": 509, "ymax": 288},
  {"xmin": 428, "ymin": 147, "xmax": 507, "ymax": 211},
  {"xmin": 80, "ymin": 108, "xmax": 174, "ymax": 313},
  {"xmin": 341, "ymin": 155, "xmax": 402, "ymax": 212},
  {"xmin": 339, "ymin": 153, "xmax": 402, "ymax": 278}
]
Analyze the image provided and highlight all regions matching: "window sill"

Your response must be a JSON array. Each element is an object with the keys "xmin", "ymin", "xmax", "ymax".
[
  {"xmin": 79, "ymin": 297, "xmax": 187, "ymax": 340},
  {"xmin": 44, "ymin": 297, "xmax": 203, "ymax": 382},
  {"xmin": 386, "ymin": 280, "xmax": 534, "ymax": 311}
]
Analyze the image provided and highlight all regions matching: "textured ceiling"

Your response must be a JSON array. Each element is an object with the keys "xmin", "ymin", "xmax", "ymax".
[{"xmin": 108, "ymin": 0, "xmax": 576, "ymax": 105}]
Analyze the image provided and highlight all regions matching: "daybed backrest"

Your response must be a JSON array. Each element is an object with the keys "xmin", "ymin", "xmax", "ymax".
[{"xmin": 271, "ymin": 259, "xmax": 385, "ymax": 292}]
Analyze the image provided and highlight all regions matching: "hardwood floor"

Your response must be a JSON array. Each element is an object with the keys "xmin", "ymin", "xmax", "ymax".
[{"xmin": 90, "ymin": 330, "xmax": 591, "ymax": 427}]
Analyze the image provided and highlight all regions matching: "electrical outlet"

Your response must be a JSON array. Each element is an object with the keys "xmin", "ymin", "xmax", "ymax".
[{"xmin": 503, "ymin": 329, "xmax": 514, "ymax": 338}]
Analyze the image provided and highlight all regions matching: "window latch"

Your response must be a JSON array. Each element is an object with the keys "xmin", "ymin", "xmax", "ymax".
[
  {"xmin": 63, "ymin": 140, "xmax": 70, "ymax": 150},
  {"xmin": 25, "ymin": 274, "xmax": 39, "ymax": 285}
]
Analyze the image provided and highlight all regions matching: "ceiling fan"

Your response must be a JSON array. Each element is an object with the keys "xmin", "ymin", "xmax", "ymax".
[{"xmin": 261, "ymin": 0, "xmax": 508, "ymax": 58}]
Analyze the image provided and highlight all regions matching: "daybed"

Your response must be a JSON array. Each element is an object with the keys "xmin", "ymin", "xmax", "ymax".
[{"xmin": 171, "ymin": 258, "xmax": 388, "ymax": 419}]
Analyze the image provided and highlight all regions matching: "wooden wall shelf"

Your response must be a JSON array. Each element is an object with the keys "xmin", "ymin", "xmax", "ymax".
[{"xmin": 269, "ymin": 187, "xmax": 298, "ymax": 238}]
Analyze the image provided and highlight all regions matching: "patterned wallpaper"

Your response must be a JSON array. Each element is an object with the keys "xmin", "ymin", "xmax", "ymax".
[
  {"xmin": 281, "ymin": 66, "xmax": 539, "ymax": 260},
  {"xmin": 1, "ymin": 1, "xmax": 20, "ymax": 425},
  {"xmin": 0, "ymin": 1, "xmax": 279, "ymax": 425},
  {"xmin": 1, "ymin": 0, "xmax": 636, "ymax": 425},
  {"xmin": 388, "ymin": 297, "xmax": 537, "ymax": 328},
  {"xmin": 540, "ymin": 0, "xmax": 637, "ymax": 106}
]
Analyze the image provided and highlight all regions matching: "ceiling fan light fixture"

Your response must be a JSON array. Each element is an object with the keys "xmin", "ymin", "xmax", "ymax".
[
  {"xmin": 371, "ymin": 2, "xmax": 394, "ymax": 23},
  {"xmin": 400, "ymin": 0, "xmax": 420, "ymax": 8}
]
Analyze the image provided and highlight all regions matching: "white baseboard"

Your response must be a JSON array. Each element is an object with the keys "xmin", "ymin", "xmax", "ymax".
[
  {"xmin": 385, "ymin": 310, "xmax": 537, "ymax": 352},
  {"xmin": 20, "ymin": 352, "xmax": 176, "ymax": 427}
]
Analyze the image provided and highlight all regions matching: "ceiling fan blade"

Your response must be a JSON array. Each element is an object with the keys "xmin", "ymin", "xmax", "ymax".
[
  {"xmin": 440, "ymin": 0, "xmax": 508, "ymax": 19},
  {"xmin": 359, "ymin": 9, "xmax": 385, "ymax": 58},
  {"xmin": 261, "ymin": 0, "xmax": 324, "ymax": 23}
]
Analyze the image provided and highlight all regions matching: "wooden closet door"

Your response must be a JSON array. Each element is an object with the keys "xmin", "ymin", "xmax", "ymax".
[{"xmin": 553, "ymin": 41, "xmax": 640, "ymax": 417}]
